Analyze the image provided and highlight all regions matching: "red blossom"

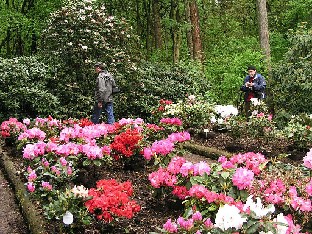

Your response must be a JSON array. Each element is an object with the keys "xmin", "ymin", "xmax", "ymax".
[
  {"xmin": 110, "ymin": 129, "xmax": 143, "ymax": 157},
  {"xmin": 85, "ymin": 179, "xmax": 140, "ymax": 222}
]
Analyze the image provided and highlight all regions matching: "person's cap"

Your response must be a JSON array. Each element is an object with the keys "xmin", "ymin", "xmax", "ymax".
[
  {"xmin": 247, "ymin": 65, "xmax": 256, "ymax": 71},
  {"xmin": 94, "ymin": 62, "xmax": 105, "ymax": 69}
]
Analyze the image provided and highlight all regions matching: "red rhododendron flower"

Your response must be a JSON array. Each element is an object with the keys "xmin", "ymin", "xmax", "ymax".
[
  {"xmin": 110, "ymin": 129, "xmax": 143, "ymax": 157},
  {"xmin": 85, "ymin": 179, "xmax": 140, "ymax": 222}
]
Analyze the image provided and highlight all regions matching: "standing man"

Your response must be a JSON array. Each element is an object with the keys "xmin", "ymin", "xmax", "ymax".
[
  {"xmin": 91, "ymin": 62, "xmax": 115, "ymax": 124},
  {"xmin": 240, "ymin": 65, "xmax": 266, "ymax": 117}
]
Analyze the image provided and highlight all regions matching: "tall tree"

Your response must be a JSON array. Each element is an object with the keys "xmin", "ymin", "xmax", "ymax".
[
  {"xmin": 184, "ymin": 0, "xmax": 193, "ymax": 58},
  {"xmin": 189, "ymin": 0, "xmax": 203, "ymax": 61},
  {"xmin": 170, "ymin": 0, "xmax": 182, "ymax": 63},
  {"xmin": 257, "ymin": 0, "xmax": 271, "ymax": 70},
  {"xmin": 152, "ymin": 0, "xmax": 163, "ymax": 49}
]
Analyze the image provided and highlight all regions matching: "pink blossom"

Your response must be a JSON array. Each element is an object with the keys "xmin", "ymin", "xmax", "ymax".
[
  {"xmin": 189, "ymin": 185, "xmax": 208, "ymax": 199},
  {"xmin": 28, "ymin": 170, "xmax": 37, "ymax": 182},
  {"xmin": 151, "ymin": 139, "xmax": 174, "ymax": 156},
  {"xmin": 305, "ymin": 179, "xmax": 312, "ymax": 196},
  {"xmin": 148, "ymin": 168, "xmax": 177, "ymax": 188},
  {"xmin": 163, "ymin": 219, "xmax": 178, "ymax": 233},
  {"xmin": 172, "ymin": 186, "xmax": 189, "ymax": 199},
  {"xmin": 179, "ymin": 162, "xmax": 194, "ymax": 177},
  {"xmin": 81, "ymin": 144, "xmax": 103, "ymax": 160},
  {"xmin": 204, "ymin": 218, "xmax": 213, "ymax": 228},
  {"xmin": 101, "ymin": 145, "xmax": 111, "ymax": 155},
  {"xmin": 167, "ymin": 156, "xmax": 187, "ymax": 174},
  {"xmin": 303, "ymin": 149, "xmax": 312, "ymax": 169},
  {"xmin": 160, "ymin": 117, "xmax": 183, "ymax": 126},
  {"xmin": 177, "ymin": 217, "xmax": 194, "ymax": 230},
  {"xmin": 60, "ymin": 157, "xmax": 68, "ymax": 166},
  {"xmin": 23, "ymin": 118, "xmax": 31, "ymax": 125},
  {"xmin": 192, "ymin": 211, "xmax": 202, "ymax": 221},
  {"xmin": 167, "ymin": 132, "xmax": 190, "ymax": 143},
  {"xmin": 143, "ymin": 147, "xmax": 153, "ymax": 160},
  {"xmin": 41, "ymin": 158, "xmax": 50, "ymax": 168},
  {"xmin": 67, "ymin": 166, "xmax": 73, "ymax": 175},
  {"xmin": 27, "ymin": 182, "xmax": 35, "ymax": 193},
  {"xmin": 51, "ymin": 166, "xmax": 61, "ymax": 176},
  {"xmin": 232, "ymin": 167, "xmax": 254, "ymax": 190},
  {"xmin": 193, "ymin": 161, "xmax": 211, "ymax": 176},
  {"xmin": 42, "ymin": 181, "xmax": 52, "ymax": 191}
]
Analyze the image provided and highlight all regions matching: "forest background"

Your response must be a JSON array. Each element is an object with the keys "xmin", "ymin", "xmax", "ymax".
[{"xmin": 0, "ymin": 0, "xmax": 311, "ymax": 125}]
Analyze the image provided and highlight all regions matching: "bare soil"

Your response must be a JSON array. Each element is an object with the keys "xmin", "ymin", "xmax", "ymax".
[{"xmin": 0, "ymin": 168, "xmax": 29, "ymax": 234}]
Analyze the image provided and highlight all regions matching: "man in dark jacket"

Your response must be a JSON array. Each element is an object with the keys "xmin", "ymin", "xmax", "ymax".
[
  {"xmin": 91, "ymin": 62, "xmax": 116, "ymax": 124},
  {"xmin": 240, "ymin": 65, "xmax": 266, "ymax": 117}
]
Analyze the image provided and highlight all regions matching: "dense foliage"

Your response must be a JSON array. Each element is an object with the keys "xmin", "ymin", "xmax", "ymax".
[
  {"xmin": 39, "ymin": 0, "xmax": 140, "ymax": 118},
  {"xmin": 271, "ymin": 24, "xmax": 312, "ymax": 116},
  {"xmin": 0, "ymin": 56, "xmax": 59, "ymax": 122}
]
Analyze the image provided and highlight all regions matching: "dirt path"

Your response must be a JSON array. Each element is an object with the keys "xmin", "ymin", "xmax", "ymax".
[{"xmin": 0, "ymin": 168, "xmax": 29, "ymax": 234}]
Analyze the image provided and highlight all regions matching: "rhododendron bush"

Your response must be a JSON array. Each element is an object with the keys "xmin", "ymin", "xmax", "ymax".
[{"xmin": 0, "ymin": 115, "xmax": 311, "ymax": 233}]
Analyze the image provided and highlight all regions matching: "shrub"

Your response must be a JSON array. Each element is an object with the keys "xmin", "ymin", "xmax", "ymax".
[
  {"xmin": 0, "ymin": 56, "xmax": 59, "ymax": 121},
  {"xmin": 40, "ymin": 0, "xmax": 140, "ymax": 119},
  {"xmin": 271, "ymin": 23, "xmax": 312, "ymax": 115},
  {"xmin": 117, "ymin": 61, "xmax": 211, "ymax": 120}
]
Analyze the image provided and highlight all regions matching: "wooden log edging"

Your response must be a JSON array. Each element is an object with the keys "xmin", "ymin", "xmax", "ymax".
[
  {"xmin": 0, "ymin": 146, "xmax": 47, "ymax": 234},
  {"xmin": 182, "ymin": 141, "xmax": 232, "ymax": 160}
]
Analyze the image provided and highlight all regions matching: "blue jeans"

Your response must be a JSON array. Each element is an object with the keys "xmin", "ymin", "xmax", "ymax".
[{"xmin": 91, "ymin": 102, "xmax": 115, "ymax": 124}]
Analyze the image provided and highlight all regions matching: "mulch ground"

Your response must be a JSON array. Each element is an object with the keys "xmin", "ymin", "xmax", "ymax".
[{"xmin": 0, "ymin": 168, "xmax": 29, "ymax": 234}]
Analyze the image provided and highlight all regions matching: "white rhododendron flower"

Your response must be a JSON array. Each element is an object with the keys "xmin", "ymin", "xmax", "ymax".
[
  {"xmin": 214, "ymin": 204, "xmax": 247, "ymax": 231},
  {"xmin": 243, "ymin": 195, "xmax": 275, "ymax": 218},
  {"xmin": 250, "ymin": 98, "xmax": 261, "ymax": 106},
  {"xmin": 273, "ymin": 213, "xmax": 289, "ymax": 234}
]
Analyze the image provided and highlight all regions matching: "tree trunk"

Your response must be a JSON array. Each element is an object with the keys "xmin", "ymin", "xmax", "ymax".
[
  {"xmin": 257, "ymin": 0, "xmax": 271, "ymax": 72},
  {"xmin": 185, "ymin": 0, "xmax": 193, "ymax": 58},
  {"xmin": 144, "ymin": 0, "xmax": 152, "ymax": 57},
  {"xmin": 189, "ymin": 0, "xmax": 203, "ymax": 62},
  {"xmin": 152, "ymin": 0, "xmax": 163, "ymax": 49},
  {"xmin": 170, "ymin": 0, "xmax": 182, "ymax": 63}
]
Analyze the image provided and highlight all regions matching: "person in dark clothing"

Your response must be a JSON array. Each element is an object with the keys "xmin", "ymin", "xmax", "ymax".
[
  {"xmin": 240, "ymin": 66, "xmax": 266, "ymax": 118},
  {"xmin": 91, "ymin": 62, "xmax": 116, "ymax": 124}
]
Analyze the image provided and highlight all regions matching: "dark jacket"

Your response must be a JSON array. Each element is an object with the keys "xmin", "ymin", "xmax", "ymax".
[
  {"xmin": 94, "ymin": 70, "xmax": 116, "ymax": 103},
  {"xmin": 240, "ymin": 73, "xmax": 266, "ymax": 101}
]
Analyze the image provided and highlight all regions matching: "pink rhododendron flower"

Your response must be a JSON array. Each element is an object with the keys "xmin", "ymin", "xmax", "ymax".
[
  {"xmin": 193, "ymin": 161, "xmax": 211, "ymax": 176},
  {"xmin": 303, "ymin": 149, "xmax": 312, "ymax": 169},
  {"xmin": 41, "ymin": 158, "xmax": 50, "ymax": 168},
  {"xmin": 42, "ymin": 181, "xmax": 52, "ymax": 191},
  {"xmin": 306, "ymin": 179, "xmax": 312, "ymax": 196},
  {"xmin": 142, "ymin": 147, "xmax": 153, "ymax": 160},
  {"xmin": 160, "ymin": 118, "xmax": 183, "ymax": 126},
  {"xmin": 163, "ymin": 219, "xmax": 178, "ymax": 233},
  {"xmin": 167, "ymin": 132, "xmax": 190, "ymax": 143},
  {"xmin": 192, "ymin": 211, "xmax": 202, "ymax": 221},
  {"xmin": 204, "ymin": 218, "xmax": 213, "ymax": 228},
  {"xmin": 167, "ymin": 156, "xmax": 187, "ymax": 174},
  {"xmin": 67, "ymin": 166, "xmax": 73, "ymax": 175},
  {"xmin": 28, "ymin": 170, "xmax": 37, "ymax": 182},
  {"xmin": 148, "ymin": 168, "xmax": 177, "ymax": 188},
  {"xmin": 151, "ymin": 139, "xmax": 175, "ymax": 156},
  {"xmin": 177, "ymin": 217, "xmax": 194, "ymax": 230},
  {"xmin": 179, "ymin": 162, "xmax": 194, "ymax": 177},
  {"xmin": 172, "ymin": 186, "xmax": 189, "ymax": 199},
  {"xmin": 23, "ymin": 118, "xmax": 31, "ymax": 125},
  {"xmin": 232, "ymin": 167, "xmax": 254, "ymax": 190},
  {"xmin": 189, "ymin": 185, "xmax": 209, "ymax": 199},
  {"xmin": 60, "ymin": 157, "xmax": 68, "ymax": 166},
  {"xmin": 27, "ymin": 182, "xmax": 35, "ymax": 193}
]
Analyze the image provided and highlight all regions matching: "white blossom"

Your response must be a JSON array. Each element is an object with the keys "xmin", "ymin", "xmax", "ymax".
[
  {"xmin": 273, "ymin": 213, "xmax": 289, "ymax": 234},
  {"xmin": 243, "ymin": 195, "xmax": 275, "ymax": 218},
  {"xmin": 214, "ymin": 204, "xmax": 247, "ymax": 231}
]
